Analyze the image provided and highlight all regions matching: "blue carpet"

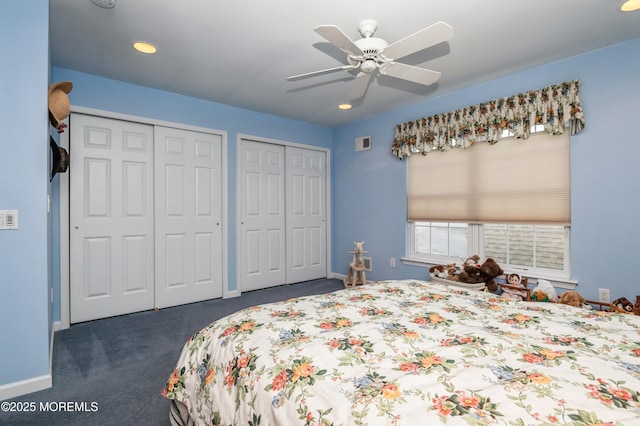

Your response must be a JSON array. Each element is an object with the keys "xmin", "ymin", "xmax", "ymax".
[{"xmin": 2, "ymin": 279, "xmax": 344, "ymax": 425}]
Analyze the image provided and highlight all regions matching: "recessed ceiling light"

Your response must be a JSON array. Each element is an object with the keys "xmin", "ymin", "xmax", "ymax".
[
  {"xmin": 621, "ymin": 0, "xmax": 640, "ymax": 11},
  {"xmin": 338, "ymin": 103, "xmax": 352, "ymax": 110},
  {"xmin": 132, "ymin": 41, "xmax": 157, "ymax": 54}
]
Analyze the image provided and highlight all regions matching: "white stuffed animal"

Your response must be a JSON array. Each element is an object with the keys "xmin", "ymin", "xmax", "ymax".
[{"xmin": 532, "ymin": 279, "xmax": 558, "ymax": 302}]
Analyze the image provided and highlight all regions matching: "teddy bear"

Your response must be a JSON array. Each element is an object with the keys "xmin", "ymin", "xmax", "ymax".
[
  {"xmin": 558, "ymin": 290, "xmax": 586, "ymax": 308},
  {"xmin": 458, "ymin": 263, "xmax": 485, "ymax": 284},
  {"xmin": 611, "ymin": 297, "xmax": 633, "ymax": 314},
  {"xmin": 458, "ymin": 258, "xmax": 503, "ymax": 292}
]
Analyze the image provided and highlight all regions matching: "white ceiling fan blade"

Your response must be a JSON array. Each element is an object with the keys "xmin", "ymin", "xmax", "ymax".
[
  {"xmin": 287, "ymin": 64, "xmax": 358, "ymax": 81},
  {"xmin": 380, "ymin": 62, "xmax": 441, "ymax": 86},
  {"xmin": 348, "ymin": 72, "xmax": 373, "ymax": 101},
  {"xmin": 381, "ymin": 21, "xmax": 454, "ymax": 61},
  {"xmin": 314, "ymin": 25, "xmax": 365, "ymax": 56}
]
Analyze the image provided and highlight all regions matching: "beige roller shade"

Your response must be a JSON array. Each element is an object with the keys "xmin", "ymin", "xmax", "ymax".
[{"xmin": 408, "ymin": 132, "xmax": 570, "ymax": 224}]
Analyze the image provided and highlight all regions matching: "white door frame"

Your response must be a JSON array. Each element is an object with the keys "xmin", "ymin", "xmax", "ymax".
[
  {"xmin": 58, "ymin": 106, "xmax": 228, "ymax": 331},
  {"xmin": 236, "ymin": 133, "xmax": 332, "ymax": 296}
]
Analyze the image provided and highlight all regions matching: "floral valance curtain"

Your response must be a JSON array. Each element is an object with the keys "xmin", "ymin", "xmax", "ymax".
[{"xmin": 392, "ymin": 80, "xmax": 585, "ymax": 160}]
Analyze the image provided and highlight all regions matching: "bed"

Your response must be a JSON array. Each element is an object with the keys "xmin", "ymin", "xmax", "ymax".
[{"xmin": 163, "ymin": 280, "xmax": 640, "ymax": 425}]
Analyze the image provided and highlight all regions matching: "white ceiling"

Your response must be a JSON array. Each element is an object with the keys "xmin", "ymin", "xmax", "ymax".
[{"xmin": 49, "ymin": 0, "xmax": 640, "ymax": 128}]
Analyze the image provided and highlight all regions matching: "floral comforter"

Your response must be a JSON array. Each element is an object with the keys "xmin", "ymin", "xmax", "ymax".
[{"xmin": 163, "ymin": 280, "xmax": 640, "ymax": 425}]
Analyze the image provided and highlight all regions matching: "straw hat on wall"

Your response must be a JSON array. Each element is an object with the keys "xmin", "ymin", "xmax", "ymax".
[{"xmin": 48, "ymin": 81, "xmax": 73, "ymax": 132}]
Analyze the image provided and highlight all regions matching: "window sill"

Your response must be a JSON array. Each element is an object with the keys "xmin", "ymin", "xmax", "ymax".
[{"xmin": 401, "ymin": 257, "xmax": 577, "ymax": 290}]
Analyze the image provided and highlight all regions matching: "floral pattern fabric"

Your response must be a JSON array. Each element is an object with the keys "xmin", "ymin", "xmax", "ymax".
[
  {"xmin": 163, "ymin": 280, "xmax": 640, "ymax": 425},
  {"xmin": 392, "ymin": 80, "xmax": 585, "ymax": 159}
]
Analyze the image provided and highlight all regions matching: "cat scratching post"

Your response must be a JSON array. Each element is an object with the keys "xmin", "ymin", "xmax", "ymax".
[
  {"xmin": 344, "ymin": 241, "xmax": 367, "ymax": 288},
  {"xmin": 345, "ymin": 263, "xmax": 367, "ymax": 288}
]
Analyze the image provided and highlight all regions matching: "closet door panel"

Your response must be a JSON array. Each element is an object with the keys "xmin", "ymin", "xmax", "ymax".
[
  {"xmin": 238, "ymin": 140, "xmax": 286, "ymax": 292},
  {"xmin": 154, "ymin": 126, "xmax": 223, "ymax": 308},
  {"xmin": 70, "ymin": 114, "xmax": 155, "ymax": 323},
  {"xmin": 285, "ymin": 146, "xmax": 327, "ymax": 283}
]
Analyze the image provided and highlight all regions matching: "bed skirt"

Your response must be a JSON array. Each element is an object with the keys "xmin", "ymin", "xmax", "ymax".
[{"xmin": 169, "ymin": 400, "xmax": 195, "ymax": 426}]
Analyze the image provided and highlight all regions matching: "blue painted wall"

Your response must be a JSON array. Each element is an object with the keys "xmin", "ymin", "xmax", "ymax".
[
  {"xmin": 0, "ymin": 0, "xmax": 51, "ymax": 386},
  {"xmin": 332, "ymin": 37, "xmax": 640, "ymax": 302}
]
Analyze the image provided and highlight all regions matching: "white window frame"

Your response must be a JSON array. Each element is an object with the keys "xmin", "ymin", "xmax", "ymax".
[{"xmin": 405, "ymin": 221, "xmax": 572, "ymax": 283}]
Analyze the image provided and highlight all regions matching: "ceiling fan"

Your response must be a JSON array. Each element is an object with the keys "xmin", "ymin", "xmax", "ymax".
[{"xmin": 287, "ymin": 19, "xmax": 454, "ymax": 102}]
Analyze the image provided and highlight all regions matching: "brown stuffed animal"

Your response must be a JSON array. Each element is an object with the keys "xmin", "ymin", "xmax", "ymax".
[
  {"xmin": 430, "ymin": 263, "xmax": 462, "ymax": 282},
  {"xmin": 479, "ymin": 258, "xmax": 504, "ymax": 292},
  {"xmin": 429, "ymin": 264, "xmax": 447, "ymax": 277},
  {"xmin": 611, "ymin": 297, "xmax": 633, "ymax": 314},
  {"xmin": 634, "ymin": 296, "xmax": 640, "ymax": 316},
  {"xmin": 459, "ymin": 258, "xmax": 503, "ymax": 292},
  {"xmin": 558, "ymin": 291, "xmax": 585, "ymax": 308},
  {"xmin": 458, "ymin": 264, "xmax": 485, "ymax": 284}
]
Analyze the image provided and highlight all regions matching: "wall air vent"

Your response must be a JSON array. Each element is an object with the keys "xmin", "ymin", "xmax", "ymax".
[
  {"xmin": 355, "ymin": 136, "xmax": 372, "ymax": 152},
  {"xmin": 363, "ymin": 257, "xmax": 372, "ymax": 271}
]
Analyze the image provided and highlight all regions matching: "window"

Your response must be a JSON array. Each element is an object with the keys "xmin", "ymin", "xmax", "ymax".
[
  {"xmin": 412, "ymin": 222, "xmax": 468, "ymax": 259},
  {"xmin": 407, "ymin": 127, "xmax": 571, "ymax": 280},
  {"xmin": 409, "ymin": 222, "xmax": 569, "ymax": 278}
]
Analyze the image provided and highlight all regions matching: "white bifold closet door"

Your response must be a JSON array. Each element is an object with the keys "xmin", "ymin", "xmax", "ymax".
[
  {"xmin": 238, "ymin": 141, "xmax": 286, "ymax": 292},
  {"xmin": 285, "ymin": 146, "xmax": 327, "ymax": 283},
  {"xmin": 70, "ymin": 115, "xmax": 155, "ymax": 323},
  {"xmin": 153, "ymin": 126, "xmax": 223, "ymax": 309},
  {"xmin": 70, "ymin": 114, "xmax": 223, "ymax": 323},
  {"xmin": 238, "ymin": 140, "xmax": 326, "ymax": 293}
]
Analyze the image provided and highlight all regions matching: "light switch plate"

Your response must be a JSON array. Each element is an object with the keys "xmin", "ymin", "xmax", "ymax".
[{"xmin": 0, "ymin": 210, "xmax": 18, "ymax": 229}]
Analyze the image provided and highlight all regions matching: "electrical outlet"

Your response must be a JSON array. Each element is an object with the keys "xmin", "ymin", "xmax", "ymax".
[
  {"xmin": 598, "ymin": 288, "xmax": 610, "ymax": 303},
  {"xmin": 390, "ymin": 258, "xmax": 396, "ymax": 268}
]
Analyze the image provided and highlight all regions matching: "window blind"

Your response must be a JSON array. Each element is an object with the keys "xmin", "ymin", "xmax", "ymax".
[{"xmin": 407, "ymin": 132, "xmax": 570, "ymax": 225}]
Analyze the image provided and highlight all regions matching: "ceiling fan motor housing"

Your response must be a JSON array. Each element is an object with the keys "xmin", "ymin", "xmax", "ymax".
[{"xmin": 349, "ymin": 37, "xmax": 389, "ymax": 71}]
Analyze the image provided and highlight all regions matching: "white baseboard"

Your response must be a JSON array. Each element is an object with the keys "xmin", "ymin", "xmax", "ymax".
[
  {"xmin": 0, "ymin": 374, "xmax": 52, "ymax": 401},
  {"xmin": 53, "ymin": 320, "xmax": 67, "ymax": 332},
  {"xmin": 223, "ymin": 289, "xmax": 240, "ymax": 299},
  {"xmin": 328, "ymin": 272, "xmax": 345, "ymax": 280}
]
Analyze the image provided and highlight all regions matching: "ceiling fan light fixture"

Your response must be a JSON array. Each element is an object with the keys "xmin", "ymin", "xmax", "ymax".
[
  {"xmin": 338, "ymin": 103, "xmax": 352, "ymax": 110},
  {"xmin": 620, "ymin": 0, "xmax": 640, "ymax": 11},
  {"xmin": 133, "ymin": 41, "xmax": 157, "ymax": 54},
  {"xmin": 360, "ymin": 59, "xmax": 377, "ymax": 73}
]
